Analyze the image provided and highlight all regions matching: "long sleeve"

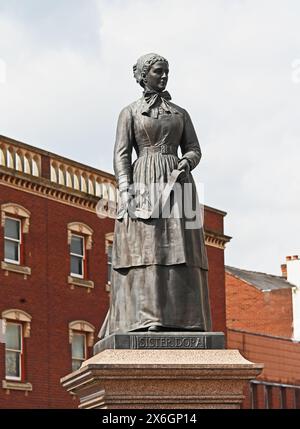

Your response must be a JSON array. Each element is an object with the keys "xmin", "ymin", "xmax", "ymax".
[
  {"xmin": 180, "ymin": 110, "xmax": 202, "ymax": 171},
  {"xmin": 113, "ymin": 107, "xmax": 134, "ymax": 190}
]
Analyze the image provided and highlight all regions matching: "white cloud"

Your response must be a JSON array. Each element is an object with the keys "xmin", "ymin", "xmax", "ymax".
[{"xmin": 0, "ymin": 0, "xmax": 300, "ymax": 274}]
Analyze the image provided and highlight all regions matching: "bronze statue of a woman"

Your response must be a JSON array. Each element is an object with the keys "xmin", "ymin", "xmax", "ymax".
[{"xmin": 99, "ymin": 53, "xmax": 211, "ymax": 338}]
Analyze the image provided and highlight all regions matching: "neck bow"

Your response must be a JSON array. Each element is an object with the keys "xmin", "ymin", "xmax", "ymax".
[{"xmin": 141, "ymin": 89, "xmax": 177, "ymax": 118}]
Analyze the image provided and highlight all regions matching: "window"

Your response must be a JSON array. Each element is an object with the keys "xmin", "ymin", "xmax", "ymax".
[
  {"xmin": 265, "ymin": 385, "xmax": 273, "ymax": 409},
  {"xmin": 296, "ymin": 388, "xmax": 300, "ymax": 408},
  {"xmin": 279, "ymin": 386, "xmax": 287, "ymax": 409},
  {"xmin": 5, "ymin": 323, "xmax": 23, "ymax": 381},
  {"xmin": 1, "ymin": 310, "xmax": 32, "ymax": 392},
  {"xmin": 1, "ymin": 203, "xmax": 30, "ymax": 234},
  {"xmin": 4, "ymin": 217, "xmax": 21, "ymax": 264},
  {"xmin": 67, "ymin": 223, "xmax": 94, "ymax": 289},
  {"xmin": 1, "ymin": 204, "xmax": 31, "ymax": 277},
  {"xmin": 71, "ymin": 333, "xmax": 86, "ymax": 371},
  {"xmin": 70, "ymin": 234, "xmax": 85, "ymax": 278},
  {"xmin": 250, "ymin": 382, "xmax": 258, "ymax": 409},
  {"xmin": 107, "ymin": 242, "xmax": 113, "ymax": 285},
  {"xmin": 69, "ymin": 321, "xmax": 95, "ymax": 371}
]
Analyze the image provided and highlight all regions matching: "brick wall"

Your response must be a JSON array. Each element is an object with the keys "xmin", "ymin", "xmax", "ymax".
[
  {"xmin": 204, "ymin": 206, "xmax": 224, "ymax": 234},
  {"xmin": 207, "ymin": 246, "xmax": 226, "ymax": 332},
  {"xmin": 226, "ymin": 272, "xmax": 293, "ymax": 338},
  {"xmin": 204, "ymin": 206, "xmax": 227, "ymax": 333},
  {"xmin": 228, "ymin": 329, "xmax": 300, "ymax": 384},
  {"xmin": 228, "ymin": 329, "xmax": 300, "ymax": 408}
]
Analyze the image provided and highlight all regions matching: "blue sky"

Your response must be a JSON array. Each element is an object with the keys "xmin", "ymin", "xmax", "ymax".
[{"xmin": 0, "ymin": 0, "xmax": 300, "ymax": 274}]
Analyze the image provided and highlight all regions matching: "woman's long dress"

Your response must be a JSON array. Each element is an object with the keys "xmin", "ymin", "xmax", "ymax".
[{"xmin": 100, "ymin": 95, "xmax": 212, "ymax": 338}]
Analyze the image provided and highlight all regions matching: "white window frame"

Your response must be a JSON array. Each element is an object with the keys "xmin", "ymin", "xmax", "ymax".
[
  {"xmin": 71, "ymin": 332, "xmax": 86, "ymax": 371},
  {"xmin": 5, "ymin": 322, "xmax": 23, "ymax": 381},
  {"xmin": 4, "ymin": 216, "xmax": 21, "ymax": 265},
  {"xmin": 70, "ymin": 234, "xmax": 85, "ymax": 279}
]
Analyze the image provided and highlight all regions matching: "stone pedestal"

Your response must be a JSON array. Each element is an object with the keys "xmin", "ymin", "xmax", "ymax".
[{"xmin": 61, "ymin": 349, "xmax": 263, "ymax": 409}]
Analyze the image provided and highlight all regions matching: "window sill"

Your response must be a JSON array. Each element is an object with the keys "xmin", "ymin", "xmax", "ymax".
[
  {"xmin": 68, "ymin": 276, "xmax": 94, "ymax": 292},
  {"xmin": 2, "ymin": 379, "xmax": 33, "ymax": 393},
  {"xmin": 1, "ymin": 261, "xmax": 31, "ymax": 278}
]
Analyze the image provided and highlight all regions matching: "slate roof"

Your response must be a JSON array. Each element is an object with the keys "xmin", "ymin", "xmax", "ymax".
[{"xmin": 225, "ymin": 265, "xmax": 296, "ymax": 292}]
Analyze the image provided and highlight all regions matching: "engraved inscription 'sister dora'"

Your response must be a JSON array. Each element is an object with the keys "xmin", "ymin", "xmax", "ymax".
[
  {"xmin": 93, "ymin": 332, "xmax": 225, "ymax": 353},
  {"xmin": 135, "ymin": 336, "xmax": 206, "ymax": 349},
  {"xmin": 99, "ymin": 52, "xmax": 212, "ymax": 340}
]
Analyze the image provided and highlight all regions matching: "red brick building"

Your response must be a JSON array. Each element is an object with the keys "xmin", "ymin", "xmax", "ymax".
[
  {"xmin": 226, "ymin": 266, "xmax": 294, "ymax": 338},
  {"xmin": 0, "ymin": 135, "xmax": 230, "ymax": 408},
  {"xmin": 226, "ymin": 265, "xmax": 300, "ymax": 408}
]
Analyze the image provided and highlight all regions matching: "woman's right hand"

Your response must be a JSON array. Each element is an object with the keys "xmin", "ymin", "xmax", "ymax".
[{"xmin": 178, "ymin": 158, "xmax": 190, "ymax": 174}]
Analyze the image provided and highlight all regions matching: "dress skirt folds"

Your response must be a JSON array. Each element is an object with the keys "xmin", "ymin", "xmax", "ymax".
[{"xmin": 99, "ymin": 97, "xmax": 212, "ymax": 339}]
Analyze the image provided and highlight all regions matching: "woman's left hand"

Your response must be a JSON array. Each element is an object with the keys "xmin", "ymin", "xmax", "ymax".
[{"xmin": 178, "ymin": 158, "xmax": 190, "ymax": 175}]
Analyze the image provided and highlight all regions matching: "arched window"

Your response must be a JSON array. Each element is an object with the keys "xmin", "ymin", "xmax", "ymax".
[
  {"xmin": 2, "ymin": 309, "xmax": 32, "ymax": 390},
  {"xmin": 69, "ymin": 321, "xmax": 95, "ymax": 371},
  {"xmin": 67, "ymin": 222, "xmax": 94, "ymax": 291},
  {"xmin": 1, "ymin": 203, "xmax": 31, "ymax": 234},
  {"xmin": 1, "ymin": 203, "xmax": 31, "ymax": 277},
  {"xmin": 67, "ymin": 222, "xmax": 93, "ymax": 251}
]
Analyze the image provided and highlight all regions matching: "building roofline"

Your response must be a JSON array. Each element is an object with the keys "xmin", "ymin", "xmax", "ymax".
[
  {"xmin": 0, "ymin": 134, "xmax": 115, "ymax": 181},
  {"xmin": 225, "ymin": 265, "xmax": 296, "ymax": 290},
  {"xmin": 204, "ymin": 204, "xmax": 227, "ymax": 217},
  {"xmin": 0, "ymin": 134, "xmax": 229, "ymax": 219}
]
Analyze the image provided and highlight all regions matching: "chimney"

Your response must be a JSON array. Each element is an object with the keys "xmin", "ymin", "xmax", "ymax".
[
  {"xmin": 285, "ymin": 255, "xmax": 300, "ymax": 287},
  {"xmin": 281, "ymin": 264, "xmax": 287, "ymax": 279},
  {"xmin": 286, "ymin": 255, "xmax": 300, "ymax": 340}
]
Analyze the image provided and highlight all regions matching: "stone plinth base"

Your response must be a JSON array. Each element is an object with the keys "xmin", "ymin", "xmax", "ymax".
[
  {"xmin": 94, "ymin": 332, "xmax": 225, "ymax": 354},
  {"xmin": 61, "ymin": 349, "xmax": 263, "ymax": 409}
]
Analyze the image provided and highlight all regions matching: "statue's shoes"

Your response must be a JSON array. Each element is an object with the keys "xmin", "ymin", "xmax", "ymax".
[{"xmin": 148, "ymin": 325, "xmax": 161, "ymax": 332}]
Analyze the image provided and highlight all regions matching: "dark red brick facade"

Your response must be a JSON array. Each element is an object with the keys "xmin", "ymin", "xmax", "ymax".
[
  {"xmin": 226, "ymin": 272, "xmax": 293, "ymax": 338},
  {"xmin": 0, "ymin": 135, "xmax": 230, "ymax": 408}
]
